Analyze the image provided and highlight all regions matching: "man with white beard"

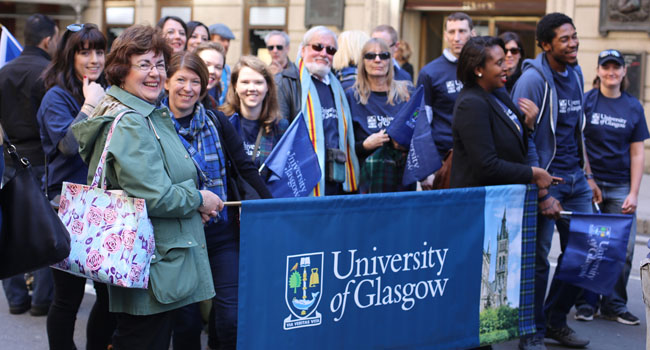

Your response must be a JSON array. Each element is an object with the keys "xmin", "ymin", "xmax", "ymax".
[{"xmin": 276, "ymin": 26, "xmax": 359, "ymax": 196}]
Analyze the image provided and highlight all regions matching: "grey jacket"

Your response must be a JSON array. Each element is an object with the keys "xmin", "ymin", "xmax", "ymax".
[
  {"xmin": 275, "ymin": 60, "xmax": 301, "ymax": 122},
  {"xmin": 511, "ymin": 53, "xmax": 586, "ymax": 170}
]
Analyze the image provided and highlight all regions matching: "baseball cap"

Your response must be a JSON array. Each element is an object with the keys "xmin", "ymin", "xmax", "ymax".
[
  {"xmin": 598, "ymin": 49, "xmax": 624, "ymax": 66},
  {"xmin": 209, "ymin": 23, "xmax": 235, "ymax": 40}
]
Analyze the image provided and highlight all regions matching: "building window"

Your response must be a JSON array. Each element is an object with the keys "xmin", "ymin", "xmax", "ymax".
[
  {"xmin": 104, "ymin": 0, "xmax": 135, "ymax": 50},
  {"xmin": 243, "ymin": 0, "xmax": 288, "ymax": 60}
]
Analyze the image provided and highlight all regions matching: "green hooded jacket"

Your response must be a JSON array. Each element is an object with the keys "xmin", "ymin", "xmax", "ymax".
[{"xmin": 72, "ymin": 86, "xmax": 215, "ymax": 315}]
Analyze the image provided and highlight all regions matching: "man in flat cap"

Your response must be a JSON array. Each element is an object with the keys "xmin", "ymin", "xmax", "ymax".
[{"xmin": 209, "ymin": 23, "xmax": 235, "ymax": 105}]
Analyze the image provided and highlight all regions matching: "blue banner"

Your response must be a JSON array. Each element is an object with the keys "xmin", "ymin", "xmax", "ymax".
[
  {"xmin": 238, "ymin": 185, "xmax": 537, "ymax": 349},
  {"xmin": 555, "ymin": 212, "xmax": 633, "ymax": 296},
  {"xmin": 402, "ymin": 94, "xmax": 441, "ymax": 185},
  {"xmin": 261, "ymin": 113, "xmax": 321, "ymax": 198},
  {"xmin": 386, "ymin": 85, "xmax": 424, "ymax": 148}
]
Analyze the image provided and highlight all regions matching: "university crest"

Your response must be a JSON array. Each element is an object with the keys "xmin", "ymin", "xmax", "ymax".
[{"xmin": 283, "ymin": 252, "xmax": 323, "ymax": 330}]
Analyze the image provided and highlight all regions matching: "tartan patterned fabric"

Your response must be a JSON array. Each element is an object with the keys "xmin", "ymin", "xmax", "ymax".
[
  {"xmin": 518, "ymin": 184, "xmax": 538, "ymax": 336},
  {"xmin": 359, "ymin": 144, "xmax": 414, "ymax": 194}
]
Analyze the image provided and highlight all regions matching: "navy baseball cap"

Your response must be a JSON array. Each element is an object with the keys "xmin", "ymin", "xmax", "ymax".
[{"xmin": 598, "ymin": 49, "xmax": 624, "ymax": 66}]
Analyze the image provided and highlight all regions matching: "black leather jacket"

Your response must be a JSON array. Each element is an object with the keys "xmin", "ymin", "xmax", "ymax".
[{"xmin": 274, "ymin": 60, "xmax": 301, "ymax": 123}]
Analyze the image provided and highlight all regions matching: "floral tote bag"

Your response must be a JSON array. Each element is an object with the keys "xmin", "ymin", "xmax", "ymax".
[{"xmin": 52, "ymin": 110, "xmax": 155, "ymax": 289}]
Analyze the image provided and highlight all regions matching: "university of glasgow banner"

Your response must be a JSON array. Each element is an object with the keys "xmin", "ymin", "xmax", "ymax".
[
  {"xmin": 238, "ymin": 185, "xmax": 538, "ymax": 349},
  {"xmin": 555, "ymin": 212, "xmax": 633, "ymax": 296}
]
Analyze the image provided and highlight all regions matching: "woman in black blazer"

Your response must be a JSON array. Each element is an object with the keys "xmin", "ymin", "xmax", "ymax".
[{"xmin": 450, "ymin": 36, "xmax": 556, "ymax": 189}]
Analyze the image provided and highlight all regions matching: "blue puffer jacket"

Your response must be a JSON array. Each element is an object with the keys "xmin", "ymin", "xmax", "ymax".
[{"xmin": 511, "ymin": 53, "xmax": 586, "ymax": 170}]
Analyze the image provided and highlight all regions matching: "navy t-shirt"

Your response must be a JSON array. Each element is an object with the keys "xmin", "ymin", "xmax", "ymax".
[
  {"xmin": 584, "ymin": 89, "xmax": 649, "ymax": 183},
  {"xmin": 237, "ymin": 116, "xmax": 261, "ymax": 159},
  {"xmin": 313, "ymin": 77, "xmax": 339, "ymax": 150},
  {"xmin": 36, "ymin": 86, "xmax": 89, "ymax": 199},
  {"xmin": 346, "ymin": 89, "xmax": 405, "ymax": 159},
  {"xmin": 416, "ymin": 53, "xmax": 462, "ymax": 157},
  {"xmin": 549, "ymin": 67, "xmax": 582, "ymax": 173}
]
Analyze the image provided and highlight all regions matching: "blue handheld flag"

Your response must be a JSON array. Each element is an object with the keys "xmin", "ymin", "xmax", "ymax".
[
  {"xmin": 386, "ymin": 85, "xmax": 424, "ymax": 148},
  {"xmin": 0, "ymin": 26, "xmax": 23, "ymax": 68},
  {"xmin": 402, "ymin": 89, "xmax": 441, "ymax": 185},
  {"xmin": 261, "ymin": 113, "xmax": 321, "ymax": 198},
  {"xmin": 555, "ymin": 212, "xmax": 633, "ymax": 295}
]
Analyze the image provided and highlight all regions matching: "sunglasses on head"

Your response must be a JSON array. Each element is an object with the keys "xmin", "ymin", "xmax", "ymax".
[
  {"xmin": 505, "ymin": 47, "xmax": 520, "ymax": 55},
  {"xmin": 310, "ymin": 43, "xmax": 337, "ymax": 55},
  {"xmin": 363, "ymin": 52, "xmax": 391, "ymax": 60},
  {"xmin": 67, "ymin": 23, "xmax": 84, "ymax": 32},
  {"xmin": 599, "ymin": 49, "xmax": 621, "ymax": 58},
  {"xmin": 267, "ymin": 45, "xmax": 284, "ymax": 51}
]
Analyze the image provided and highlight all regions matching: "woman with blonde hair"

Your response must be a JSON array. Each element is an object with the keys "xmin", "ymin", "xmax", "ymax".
[
  {"xmin": 333, "ymin": 30, "xmax": 369, "ymax": 90},
  {"xmin": 345, "ymin": 38, "xmax": 413, "ymax": 193},
  {"xmin": 221, "ymin": 55, "xmax": 287, "ymax": 168}
]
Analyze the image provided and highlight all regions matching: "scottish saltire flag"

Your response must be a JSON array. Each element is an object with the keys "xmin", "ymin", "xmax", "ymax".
[
  {"xmin": 555, "ymin": 212, "xmax": 633, "ymax": 295},
  {"xmin": 402, "ymin": 93, "xmax": 441, "ymax": 185},
  {"xmin": 261, "ymin": 113, "xmax": 321, "ymax": 198},
  {"xmin": 0, "ymin": 26, "xmax": 22, "ymax": 68},
  {"xmin": 237, "ymin": 185, "xmax": 538, "ymax": 349},
  {"xmin": 386, "ymin": 85, "xmax": 424, "ymax": 148}
]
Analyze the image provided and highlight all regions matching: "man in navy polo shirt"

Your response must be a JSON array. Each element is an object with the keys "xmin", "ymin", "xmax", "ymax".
[
  {"xmin": 416, "ymin": 12, "xmax": 474, "ymax": 188},
  {"xmin": 512, "ymin": 13, "xmax": 600, "ymax": 350}
]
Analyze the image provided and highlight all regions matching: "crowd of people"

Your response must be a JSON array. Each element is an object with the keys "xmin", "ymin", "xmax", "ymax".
[{"xmin": 0, "ymin": 9, "xmax": 647, "ymax": 350}]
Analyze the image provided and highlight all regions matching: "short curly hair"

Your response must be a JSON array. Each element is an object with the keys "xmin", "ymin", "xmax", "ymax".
[
  {"xmin": 104, "ymin": 25, "xmax": 171, "ymax": 87},
  {"xmin": 536, "ymin": 13, "xmax": 574, "ymax": 49}
]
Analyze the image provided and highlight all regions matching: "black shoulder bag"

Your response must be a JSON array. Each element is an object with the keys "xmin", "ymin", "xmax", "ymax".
[{"xmin": 0, "ymin": 140, "xmax": 71, "ymax": 279}]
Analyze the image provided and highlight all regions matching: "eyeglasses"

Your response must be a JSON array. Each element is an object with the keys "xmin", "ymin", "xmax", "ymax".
[
  {"xmin": 132, "ymin": 62, "xmax": 167, "ymax": 72},
  {"xmin": 67, "ymin": 23, "xmax": 84, "ymax": 32},
  {"xmin": 505, "ymin": 47, "xmax": 520, "ymax": 55},
  {"xmin": 363, "ymin": 52, "xmax": 391, "ymax": 60},
  {"xmin": 267, "ymin": 45, "xmax": 284, "ymax": 51},
  {"xmin": 310, "ymin": 43, "xmax": 337, "ymax": 55},
  {"xmin": 599, "ymin": 49, "xmax": 621, "ymax": 58}
]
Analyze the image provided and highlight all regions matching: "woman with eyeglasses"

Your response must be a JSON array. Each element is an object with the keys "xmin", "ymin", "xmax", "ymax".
[
  {"xmin": 71, "ymin": 25, "xmax": 224, "ymax": 348},
  {"xmin": 450, "ymin": 36, "xmax": 555, "ymax": 190},
  {"xmin": 186, "ymin": 21, "xmax": 210, "ymax": 52},
  {"xmin": 498, "ymin": 32, "xmax": 524, "ymax": 93},
  {"xmin": 36, "ymin": 23, "xmax": 115, "ymax": 350},
  {"xmin": 162, "ymin": 51, "xmax": 271, "ymax": 350},
  {"xmin": 157, "ymin": 16, "xmax": 187, "ymax": 53},
  {"xmin": 333, "ymin": 30, "xmax": 370, "ymax": 91},
  {"xmin": 221, "ymin": 55, "xmax": 287, "ymax": 169},
  {"xmin": 345, "ymin": 38, "xmax": 414, "ymax": 193},
  {"xmin": 195, "ymin": 41, "xmax": 226, "ymax": 110},
  {"xmin": 573, "ymin": 49, "xmax": 650, "ymax": 326}
]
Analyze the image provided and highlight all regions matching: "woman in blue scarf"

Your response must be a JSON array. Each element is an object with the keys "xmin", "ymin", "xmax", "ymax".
[{"xmin": 163, "ymin": 51, "xmax": 271, "ymax": 350}]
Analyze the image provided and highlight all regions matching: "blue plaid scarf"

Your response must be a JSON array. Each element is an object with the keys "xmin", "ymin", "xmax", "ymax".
[{"xmin": 165, "ymin": 99, "xmax": 227, "ymax": 206}]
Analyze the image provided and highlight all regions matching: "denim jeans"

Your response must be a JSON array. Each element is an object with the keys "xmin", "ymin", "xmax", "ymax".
[
  {"xmin": 534, "ymin": 169, "xmax": 593, "ymax": 334},
  {"xmin": 1, "ymin": 164, "xmax": 54, "ymax": 309},
  {"xmin": 576, "ymin": 181, "xmax": 636, "ymax": 315}
]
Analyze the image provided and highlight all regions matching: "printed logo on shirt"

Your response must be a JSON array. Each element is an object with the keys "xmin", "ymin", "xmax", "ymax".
[
  {"xmin": 590, "ymin": 112, "xmax": 627, "ymax": 129},
  {"xmin": 322, "ymin": 107, "xmax": 338, "ymax": 120},
  {"xmin": 242, "ymin": 141, "xmax": 261, "ymax": 158},
  {"xmin": 558, "ymin": 99, "xmax": 582, "ymax": 114},
  {"xmin": 445, "ymin": 80, "xmax": 463, "ymax": 94},
  {"xmin": 367, "ymin": 115, "xmax": 393, "ymax": 129}
]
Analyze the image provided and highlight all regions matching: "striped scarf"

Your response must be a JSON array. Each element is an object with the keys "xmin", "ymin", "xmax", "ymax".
[
  {"xmin": 165, "ymin": 100, "xmax": 227, "ymax": 205},
  {"xmin": 298, "ymin": 58, "xmax": 359, "ymax": 196}
]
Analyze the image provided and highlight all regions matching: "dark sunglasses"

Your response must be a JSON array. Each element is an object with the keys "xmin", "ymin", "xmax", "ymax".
[
  {"xmin": 505, "ymin": 47, "xmax": 520, "ymax": 55},
  {"xmin": 267, "ymin": 45, "xmax": 284, "ymax": 51},
  {"xmin": 599, "ymin": 49, "xmax": 621, "ymax": 58},
  {"xmin": 364, "ymin": 52, "xmax": 391, "ymax": 60},
  {"xmin": 310, "ymin": 43, "xmax": 337, "ymax": 55}
]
